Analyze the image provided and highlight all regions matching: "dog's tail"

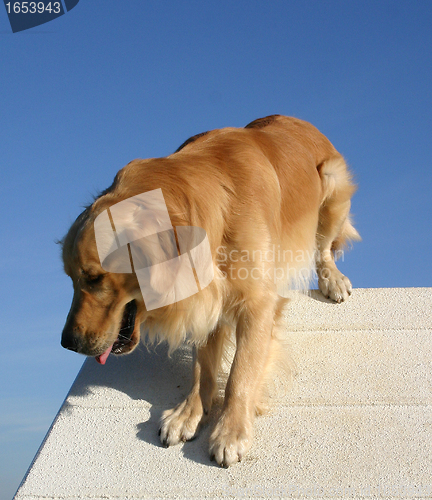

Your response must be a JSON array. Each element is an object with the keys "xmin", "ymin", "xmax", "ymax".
[{"xmin": 318, "ymin": 155, "xmax": 361, "ymax": 252}]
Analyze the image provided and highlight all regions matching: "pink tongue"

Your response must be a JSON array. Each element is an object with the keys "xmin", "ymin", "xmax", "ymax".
[{"xmin": 95, "ymin": 344, "xmax": 113, "ymax": 365}]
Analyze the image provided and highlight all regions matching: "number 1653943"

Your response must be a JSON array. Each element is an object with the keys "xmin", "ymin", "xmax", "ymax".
[{"xmin": 5, "ymin": 2, "xmax": 62, "ymax": 14}]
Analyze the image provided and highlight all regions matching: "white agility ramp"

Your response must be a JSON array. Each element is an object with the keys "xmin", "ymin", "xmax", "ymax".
[{"xmin": 15, "ymin": 288, "xmax": 432, "ymax": 499}]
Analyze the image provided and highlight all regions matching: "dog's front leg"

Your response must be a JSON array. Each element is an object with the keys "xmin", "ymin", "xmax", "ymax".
[
  {"xmin": 159, "ymin": 325, "xmax": 227, "ymax": 447},
  {"xmin": 209, "ymin": 300, "xmax": 275, "ymax": 467}
]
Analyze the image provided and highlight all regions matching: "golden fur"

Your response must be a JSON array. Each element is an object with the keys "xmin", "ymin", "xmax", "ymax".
[{"xmin": 61, "ymin": 115, "xmax": 360, "ymax": 467}]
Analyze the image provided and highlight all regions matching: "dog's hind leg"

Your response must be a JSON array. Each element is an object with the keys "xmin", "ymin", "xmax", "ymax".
[
  {"xmin": 159, "ymin": 324, "xmax": 228, "ymax": 447},
  {"xmin": 316, "ymin": 155, "xmax": 361, "ymax": 303}
]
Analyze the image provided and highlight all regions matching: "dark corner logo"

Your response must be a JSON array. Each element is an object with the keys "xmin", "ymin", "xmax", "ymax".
[{"xmin": 3, "ymin": 0, "xmax": 79, "ymax": 33}]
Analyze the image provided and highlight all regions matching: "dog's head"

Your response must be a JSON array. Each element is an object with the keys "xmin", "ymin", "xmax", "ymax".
[
  {"xmin": 59, "ymin": 177, "xmax": 214, "ymax": 364},
  {"xmin": 60, "ymin": 202, "xmax": 144, "ymax": 364}
]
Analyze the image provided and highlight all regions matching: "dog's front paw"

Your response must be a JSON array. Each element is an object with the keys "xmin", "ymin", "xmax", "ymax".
[
  {"xmin": 159, "ymin": 396, "xmax": 205, "ymax": 447},
  {"xmin": 318, "ymin": 267, "xmax": 353, "ymax": 303},
  {"xmin": 209, "ymin": 415, "xmax": 253, "ymax": 467}
]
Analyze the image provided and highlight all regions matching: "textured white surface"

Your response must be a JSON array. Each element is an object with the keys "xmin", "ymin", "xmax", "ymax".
[{"xmin": 15, "ymin": 288, "xmax": 432, "ymax": 500}]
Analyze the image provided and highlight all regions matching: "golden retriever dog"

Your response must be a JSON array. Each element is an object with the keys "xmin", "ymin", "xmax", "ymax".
[{"xmin": 61, "ymin": 115, "xmax": 360, "ymax": 467}]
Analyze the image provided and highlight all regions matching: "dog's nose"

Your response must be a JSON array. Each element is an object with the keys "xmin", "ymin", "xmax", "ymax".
[{"xmin": 61, "ymin": 328, "xmax": 80, "ymax": 352}]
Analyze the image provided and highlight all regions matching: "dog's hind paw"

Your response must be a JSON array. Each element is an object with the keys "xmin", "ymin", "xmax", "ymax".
[{"xmin": 318, "ymin": 267, "xmax": 353, "ymax": 303}]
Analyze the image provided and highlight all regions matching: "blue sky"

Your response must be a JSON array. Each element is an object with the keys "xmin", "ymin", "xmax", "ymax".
[{"xmin": 1, "ymin": 1, "xmax": 431, "ymax": 498}]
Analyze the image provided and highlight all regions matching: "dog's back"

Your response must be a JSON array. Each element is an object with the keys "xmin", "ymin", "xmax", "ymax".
[{"xmin": 171, "ymin": 114, "xmax": 358, "ymax": 295}]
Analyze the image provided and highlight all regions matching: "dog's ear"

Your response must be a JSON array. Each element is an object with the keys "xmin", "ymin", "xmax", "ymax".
[
  {"xmin": 94, "ymin": 188, "xmax": 214, "ymax": 312},
  {"xmin": 129, "ymin": 229, "xmax": 176, "ymax": 271},
  {"xmin": 135, "ymin": 229, "xmax": 199, "ymax": 311},
  {"xmin": 94, "ymin": 188, "xmax": 173, "ymax": 273}
]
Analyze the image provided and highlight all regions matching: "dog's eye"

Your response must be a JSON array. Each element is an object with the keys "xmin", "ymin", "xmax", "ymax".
[{"xmin": 86, "ymin": 275, "xmax": 104, "ymax": 286}]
